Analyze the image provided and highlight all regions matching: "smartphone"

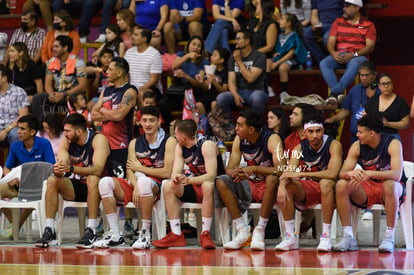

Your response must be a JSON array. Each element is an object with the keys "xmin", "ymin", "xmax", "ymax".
[{"xmin": 370, "ymin": 83, "xmax": 377, "ymax": 89}]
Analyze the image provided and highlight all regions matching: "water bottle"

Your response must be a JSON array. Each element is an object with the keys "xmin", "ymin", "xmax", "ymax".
[
  {"xmin": 306, "ymin": 51, "xmax": 313, "ymax": 70},
  {"xmin": 218, "ymin": 141, "xmax": 227, "ymax": 166},
  {"xmin": 174, "ymin": 24, "xmax": 181, "ymax": 34}
]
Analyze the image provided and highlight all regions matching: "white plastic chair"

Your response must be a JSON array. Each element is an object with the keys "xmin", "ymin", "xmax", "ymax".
[
  {"xmin": 351, "ymin": 161, "xmax": 414, "ymax": 249},
  {"xmin": 56, "ymin": 198, "xmax": 88, "ymax": 245},
  {"xmin": 0, "ymin": 162, "xmax": 53, "ymax": 241}
]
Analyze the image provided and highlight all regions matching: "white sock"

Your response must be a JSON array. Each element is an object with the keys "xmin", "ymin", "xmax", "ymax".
[
  {"xmin": 87, "ymin": 219, "xmax": 98, "ymax": 234},
  {"xmin": 107, "ymin": 213, "xmax": 120, "ymax": 236},
  {"xmin": 202, "ymin": 217, "xmax": 213, "ymax": 232},
  {"xmin": 284, "ymin": 219, "xmax": 295, "ymax": 235},
  {"xmin": 141, "ymin": 219, "xmax": 151, "ymax": 233},
  {"xmin": 170, "ymin": 219, "xmax": 181, "ymax": 235},
  {"xmin": 233, "ymin": 216, "xmax": 245, "ymax": 228},
  {"xmin": 45, "ymin": 218, "xmax": 55, "ymax": 230},
  {"xmin": 258, "ymin": 217, "xmax": 269, "ymax": 229},
  {"xmin": 322, "ymin": 223, "xmax": 331, "ymax": 236},
  {"xmin": 343, "ymin": 226, "xmax": 354, "ymax": 238},
  {"xmin": 384, "ymin": 227, "xmax": 395, "ymax": 240}
]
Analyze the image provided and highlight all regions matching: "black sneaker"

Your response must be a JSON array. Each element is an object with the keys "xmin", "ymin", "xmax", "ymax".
[
  {"xmin": 35, "ymin": 227, "xmax": 57, "ymax": 248},
  {"xmin": 76, "ymin": 227, "xmax": 97, "ymax": 249}
]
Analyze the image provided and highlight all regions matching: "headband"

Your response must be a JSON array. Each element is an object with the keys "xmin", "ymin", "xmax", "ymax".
[{"xmin": 304, "ymin": 122, "xmax": 323, "ymax": 130}]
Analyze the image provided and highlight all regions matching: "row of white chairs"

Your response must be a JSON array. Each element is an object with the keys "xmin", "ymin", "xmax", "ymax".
[{"xmin": 0, "ymin": 161, "xmax": 412, "ymax": 249}]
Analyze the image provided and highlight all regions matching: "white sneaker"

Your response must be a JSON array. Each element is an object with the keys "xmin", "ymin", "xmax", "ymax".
[
  {"xmin": 361, "ymin": 211, "xmax": 373, "ymax": 220},
  {"xmin": 132, "ymin": 229, "xmax": 151, "ymax": 250},
  {"xmin": 275, "ymin": 232, "xmax": 299, "ymax": 251},
  {"xmin": 93, "ymin": 231, "xmax": 125, "ymax": 248},
  {"xmin": 223, "ymin": 225, "xmax": 251, "ymax": 250},
  {"xmin": 268, "ymin": 86, "xmax": 275, "ymax": 97},
  {"xmin": 95, "ymin": 34, "xmax": 106, "ymax": 43},
  {"xmin": 317, "ymin": 233, "xmax": 332, "ymax": 252},
  {"xmin": 250, "ymin": 226, "xmax": 265, "ymax": 251},
  {"xmin": 80, "ymin": 36, "xmax": 87, "ymax": 44}
]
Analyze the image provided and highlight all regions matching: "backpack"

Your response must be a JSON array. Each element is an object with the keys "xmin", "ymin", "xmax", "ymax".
[{"xmin": 208, "ymin": 109, "xmax": 235, "ymax": 142}]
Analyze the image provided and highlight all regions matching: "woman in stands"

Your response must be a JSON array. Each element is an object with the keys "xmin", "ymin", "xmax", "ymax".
[
  {"xmin": 7, "ymin": 42, "xmax": 43, "ymax": 103},
  {"xmin": 205, "ymin": 0, "xmax": 247, "ymax": 54},
  {"xmin": 365, "ymin": 73, "xmax": 410, "ymax": 140},
  {"xmin": 40, "ymin": 10, "xmax": 81, "ymax": 63},
  {"xmin": 248, "ymin": 0, "xmax": 278, "ymax": 61},
  {"xmin": 116, "ymin": 9, "xmax": 136, "ymax": 50},
  {"xmin": 267, "ymin": 107, "xmax": 291, "ymax": 140},
  {"xmin": 129, "ymin": 0, "xmax": 168, "ymax": 50},
  {"xmin": 37, "ymin": 115, "xmax": 64, "ymax": 159}
]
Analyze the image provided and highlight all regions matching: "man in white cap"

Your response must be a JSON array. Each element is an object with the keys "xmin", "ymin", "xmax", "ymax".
[{"xmin": 320, "ymin": 0, "xmax": 377, "ymax": 106}]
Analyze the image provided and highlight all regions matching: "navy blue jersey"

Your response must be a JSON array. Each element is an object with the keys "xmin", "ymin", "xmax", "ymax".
[
  {"xmin": 68, "ymin": 129, "xmax": 96, "ymax": 182},
  {"xmin": 300, "ymin": 135, "xmax": 334, "ymax": 172}
]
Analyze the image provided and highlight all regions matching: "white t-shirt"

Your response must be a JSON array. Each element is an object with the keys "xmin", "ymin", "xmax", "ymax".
[{"xmin": 124, "ymin": 46, "xmax": 163, "ymax": 93}]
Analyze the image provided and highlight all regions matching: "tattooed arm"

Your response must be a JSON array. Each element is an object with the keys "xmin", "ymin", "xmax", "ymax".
[{"xmin": 99, "ymin": 88, "xmax": 137, "ymax": 122}]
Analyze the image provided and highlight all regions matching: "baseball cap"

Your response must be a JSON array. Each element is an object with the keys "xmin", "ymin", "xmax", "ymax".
[{"xmin": 345, "ymin": 0, "xmax": 363, "ymax": 7}]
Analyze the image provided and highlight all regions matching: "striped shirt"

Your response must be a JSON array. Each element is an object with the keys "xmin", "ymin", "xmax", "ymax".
[
  {"xmin": 9, "ymin": 27, "xmax": 46, "ymax": 59},
  {"xmin": 124, "ymin": 46, "xmax": 163, "ymax": 93},
  {"xmin": 330, "ymin": 17, "xmax": 377, "ymax": 53}
]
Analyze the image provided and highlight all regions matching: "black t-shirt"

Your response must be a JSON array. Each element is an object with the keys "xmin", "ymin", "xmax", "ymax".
[
  {"xmin": 9, "ymin": 60, "xmax": 43, "ymax": 95},
  {"xmin": 365, "ymin": 94, "xmax": 410, "ymax": 134}
]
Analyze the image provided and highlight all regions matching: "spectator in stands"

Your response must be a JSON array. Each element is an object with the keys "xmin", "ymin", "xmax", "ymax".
[
  {"xmin": 34, "ymin": 35, "xmax": 87, "ymax": 120},
  {"xmin": 364, "ymin": 73, "xmax": 410, "ymax": 140},
  {"xmin": 92, "ymin": 24, "xmax": 125, "ymax": 62},
  {"xmin": 0, "ymin": 65, "xmax": 30, "ymax": 147},
  {"xmin": 68, "ymin": 92, "xmax": 92, "ymax": 128},
  {"xmin": 52, "ymin": 0, "xmax": 102, "ymax": 43},
  {"xmin": 0, "ymin": 114, "xmax": 55, "ymax": 239},
  {"xmin": 216, "ymin": 30, "xmax": 268, "ymax": 118},
  {"xmin": 206, "ymin": 47, "xmax": 230, "ymax": 112},
  {"xmin": 248, "ymin": 0, "xmax": 278, "ymax": 61},
  {"xmin": 129, "ymin": 0, "xmax": 168, "ymax": 50},
  {"xmin": 275, "ymin": 113, "xmax": 342, "ymax": 251},
  {"xmin": 215, "ymin": 110, "xmax": 284, "ymax": 250},
  {"xmin": 205, "ymin": 0, "xmax": 246, "ymax": 54},
  {"xmin": 116, "ymin": 9, "xmax": 136, "ymax": 50},
  {"xmin": 124, "ymin": 26, "xmax": 163, "ymax": 102},
  {"xmin": 321, "ymin": 0, "xmax": 376, "ymax": 105},
  {"xmin": 163, "ymin": 0, "xmax": 207, "ymax": 55},
  {"xmin": 23, "ymin": 0, "xmax": 53, "ymax": 31},
  {"xmin": 87, "ymin": 49, "xmax": 114, "ymax": 110},
  {"xmin": 41, "ymin": 10, "xmax": 81, "ymax": 63},
  {"xmin": 325, "ymin": 61, "xmax": 380, "ymax": 142},
  {"xmin": 159, "ymin": 36, "xmax": 210, "ymax": 125},
  {"xmin": 303, "ymin": 0, "xmax": 343, "ymax": 64},
  {"xmin": 35, "ymin": 113, "xmax": 110, "ymax": 248},
  {"xmin": 93, "ymin": 106, "xmax": 176, "ymax": 249},
  {"xmin": 280, "ymin": 0, "xmax": 311, "ymax": 27},
  {"xmin": 95, "ymin": 0, "xmax": 131, "ymax": 43},
  {"xmin": 7, "ymin": 9, "xmax": 46, "ymax": 64},
  {"xmin": 270, "ymin": 13, "xmax": 307, "ymax": 95},
  {"xmin": 152, "ymin": 119, "xmax": 223, "ymax": 249},
  {"xmin": 267, "ymin": 107, "xmax": 291, "ymax": 140},
  {"xmin": 91, "ymin": 57, "xmax": 137, "ymax": 237},
  {"xmin": 7, "ymin": 42, "xmax": 43, "ymax": 103},
  {"xmin": 37, "ymin": 115, "xmax": 64, "ymax": 158},
  {"xmin": 333, "ymin": 114, "xmax": 406, "ymax": 253}
]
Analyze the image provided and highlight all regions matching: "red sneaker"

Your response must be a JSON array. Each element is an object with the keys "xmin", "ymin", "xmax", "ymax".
[
  {"xmin": 200, "ymin": 231, "xmax": 216, "ymax": 249},
  {"xmin": 152, "ymin": 232, "xmax": 186, "ymax": 248}
]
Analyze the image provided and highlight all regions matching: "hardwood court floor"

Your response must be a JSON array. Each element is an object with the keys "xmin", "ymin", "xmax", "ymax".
[{"xmin": 0, "ymin": 247, "xmax": 413, "ymax": 274}]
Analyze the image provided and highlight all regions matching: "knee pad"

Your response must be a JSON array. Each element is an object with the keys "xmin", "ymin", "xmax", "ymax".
[
  {"xmin": 99, "ymin": 176, "xmax": 115, "ymax": 198},
  {"xmin": 137, "ymin": 177, "xmax": 153, "ymax": 197}
]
